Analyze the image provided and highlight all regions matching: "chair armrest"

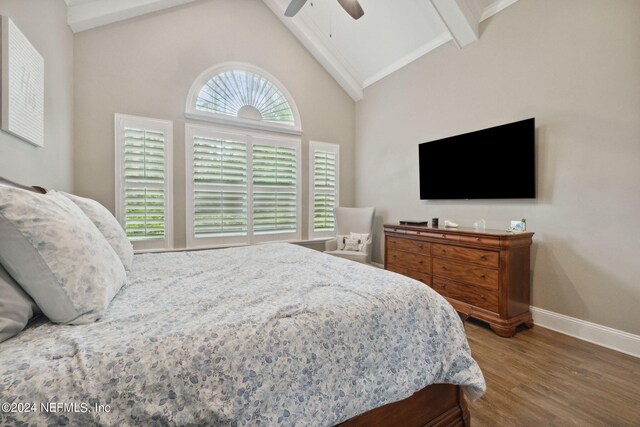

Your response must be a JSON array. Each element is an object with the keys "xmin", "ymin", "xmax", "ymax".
[
  {"xmin": 364, "ymin": 241, "xmax": 372, "ymax": 263},
  {"xmin": 325, "ymin": 239, "xmax": 338, "ymax": 251}
]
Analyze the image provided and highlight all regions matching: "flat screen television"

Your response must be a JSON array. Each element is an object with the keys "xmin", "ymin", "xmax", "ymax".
[{"xmin": 419, "ymin": 118, "xmax": 535, "ymax": 200}]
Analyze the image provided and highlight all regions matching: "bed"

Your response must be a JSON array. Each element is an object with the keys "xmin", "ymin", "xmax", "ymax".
[{"xmin": 0, "ymin": 178, "xmax": 485, "ymax": 426}]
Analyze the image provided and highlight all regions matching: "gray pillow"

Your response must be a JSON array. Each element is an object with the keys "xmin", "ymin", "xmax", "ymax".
[
  {"xmin": 59, "ymin": 191, "xmax": 134, "ymax": 270},
  {"xmin": 0, "ymin": 187, "xmax": 127, "ymax": 325},
  {"xmin": 0, "ymin": 264, "xmax": 38, "ymax": 343}
]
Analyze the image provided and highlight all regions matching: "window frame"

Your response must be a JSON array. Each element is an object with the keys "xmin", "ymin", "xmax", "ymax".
[
  {"xmin": 308, "ymin": 141, "xmax": 340, "ymax": 240},
  {"xmin": 114, "ymin": 113, "xmax": 174, "ymax": 251},
  {"xmin": 185, "ymin": 62, "xmax": 302, "ymax": 136},
  {"xmin": 185, "ymin": 123, "xmax": 302, "ymax": 249}
]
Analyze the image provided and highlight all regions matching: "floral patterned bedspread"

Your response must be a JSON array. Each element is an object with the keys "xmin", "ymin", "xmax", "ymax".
[{"xmin": 0, "ymin": 243, "xmax": 485, "ymax": 426}]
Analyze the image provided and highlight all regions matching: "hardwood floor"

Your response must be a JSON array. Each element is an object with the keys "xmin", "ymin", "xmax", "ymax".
[{"xmin": 464, "ymin": 319, "xmax": 640, "ymax": 427}]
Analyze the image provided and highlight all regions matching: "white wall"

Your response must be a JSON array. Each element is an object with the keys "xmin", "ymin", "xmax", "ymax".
[
  {"xmin": 355, "ymin": 0, "xmax": 640, "ymax": 335},
  {"xmin": 73, "ymin": 0, "xmax": 356, "ymax": 247},
  {"xmin": 0, "ymin": 0, "xmax": 74, "ymax": 191}
]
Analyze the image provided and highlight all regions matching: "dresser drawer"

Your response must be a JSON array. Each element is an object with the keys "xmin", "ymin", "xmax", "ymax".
[
  {"xmin": 386, "ymin": 265, "xmax": 431, "ymax": 286},
  {"xmin": 432, "ymin": 258, "xmax": 498, "ymax": 288},
  {"xmin": 387, "ymin": 249, "xmax": 431, "ymax": 274},
  {"xmin": 432, "ymin": 244, "xmax": 499, "ymax": 268},
  {"xmin": 433, "ymin": 278, "xmax": 499, "ymax": 313},
  {"xmin": 459, "ymin": 235, "xmax": 501, "ymax": 247},
  {"xmin": 386, "ymin": 236, "xmax": 430, "ymax": 255},
  {"xmin": 384, "ymin": 226, "xmax": 407, "ymax": 235},
  {"xmin": 409, "ymin": 230, "xmax": 460, "ymax": 242}
]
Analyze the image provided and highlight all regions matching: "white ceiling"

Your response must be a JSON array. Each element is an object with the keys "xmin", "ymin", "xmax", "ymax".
[{"xmin": 64, "ymin": 0, "xmax": 520, "ymax": 100}]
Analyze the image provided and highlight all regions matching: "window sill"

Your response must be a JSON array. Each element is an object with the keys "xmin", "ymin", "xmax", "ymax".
[{"xmin": 133, "ymin": 238, "xmax": 333, "ymax": 255}]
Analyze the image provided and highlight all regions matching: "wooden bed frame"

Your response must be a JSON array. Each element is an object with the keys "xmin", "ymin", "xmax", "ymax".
[
  {"xmin": 341, "ymin": 383, "xmax": 469, "ymax": 426},
  {"xmin": 0, "ymin": 176, "xmax": 471, "ymax": 427},
  {"xmin": 0, "ymin": 176, "xmax": 47, "ymax": 194}
]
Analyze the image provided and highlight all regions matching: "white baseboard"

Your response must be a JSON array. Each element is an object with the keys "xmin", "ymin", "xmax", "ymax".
[{"xmin": 530, "ymin": 307, "xmax": 640, "ymax": 358}]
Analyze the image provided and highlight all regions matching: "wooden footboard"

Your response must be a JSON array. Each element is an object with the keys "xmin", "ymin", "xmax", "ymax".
[{"xmin": 338, "ymin": 384, "xmax": 469, "ymax": 427}]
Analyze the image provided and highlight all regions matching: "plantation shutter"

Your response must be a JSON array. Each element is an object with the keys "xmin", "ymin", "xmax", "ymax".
[
  {"xmin": 309, "ymin": 142, "xmax": 340, "ymax": 239},
  {"xmin": 123, "ymin": 128, "xmax": 166, "ymax": 240},
  {"xmin": 186, "ymin": 125, "xmax": 301, "ymax": 247},
  {"xmin": 192, "ymin": 136, "xmax": 248, "ymax": 238},
  {"xmin": 252, "ymin": 144, "xmax": 298, "ymax": 234},
  {"xmin": 115, "ymin": 115, "xmax": 173, "ymax": 250}
]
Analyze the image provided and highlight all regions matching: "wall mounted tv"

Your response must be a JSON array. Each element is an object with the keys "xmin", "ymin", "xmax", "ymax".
[{"xmin": 419, "ymin": 118, "xmax": 536, "ymax": 200}]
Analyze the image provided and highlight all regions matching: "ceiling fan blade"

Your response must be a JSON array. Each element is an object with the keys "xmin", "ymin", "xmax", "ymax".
[
  {"xmin": 337, "ymin": 0, "xmax": 365, "ymax": 20},
  {"xmin": 284, "ymin": 0, "xmax": 308, "ymax": 17}
]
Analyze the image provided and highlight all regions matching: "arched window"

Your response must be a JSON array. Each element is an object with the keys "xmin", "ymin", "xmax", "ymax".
[
  {"xmin": 185, "ymin": 64, "xmax": 303, "ymax": 248},
  {"xmin": 185, "ymin": 63, "xmax": 301, "ymax": 134}
]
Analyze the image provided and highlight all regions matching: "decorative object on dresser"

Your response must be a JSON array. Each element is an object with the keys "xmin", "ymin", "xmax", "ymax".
[
  {"xmin": 472, "ymin": 219, "xmax": 486, "ymax": 230},
  {"xmin": 509, "ymin": 219, "xmax": 527, "ymax": 232},
  {"xmin": 384, "ymin": 223, "xmax": 534, "ymax": 337}
]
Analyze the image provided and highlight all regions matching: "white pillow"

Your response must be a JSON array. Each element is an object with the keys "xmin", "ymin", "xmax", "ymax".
[
  {"xmin": 59, "ymin": 191, "xmax": 133, "ymax": 270},
  {"xmin": 0, "ymin": 187, "xmax": 127, "ymax": 325},
  {"xmin": 349, "ymin": 232, "xmax": 370, "ymax": 252},
  {"xmin": 343, "ymin": 237, "xmax": 361, "ymax": 251},
  {"xmin": 0, "ymin": 264, "xmax": 39, "ymax": 343},
  {"xmin": 336, "ymin": 234, "xmax": 349, "ymax": 250},
  {"xmin": 336, "ymin": 233, "xmax": 370, "ymax": 252}
]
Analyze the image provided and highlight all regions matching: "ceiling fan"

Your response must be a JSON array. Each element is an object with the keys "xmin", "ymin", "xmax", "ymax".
[{"xmin": 285, "ymin": 0, "xmax": 365, "ymax": 20}]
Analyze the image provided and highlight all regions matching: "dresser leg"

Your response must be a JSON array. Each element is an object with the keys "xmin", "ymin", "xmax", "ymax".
[
  {"xmin": 524, "ymin": 320, "xmax": 534, "ymax": 329},
  {"xmin": 490, "ymin": 324, "xmax": 516, "ymax": 337}
]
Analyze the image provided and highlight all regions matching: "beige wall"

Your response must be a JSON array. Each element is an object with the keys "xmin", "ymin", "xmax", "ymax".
[
  {"xmin": 74, "ymin": 0, "xmax": 355, "ymax": 247},
  {"xmin": 0, "ymin": 0, "xmax": 74, "ymax": 191},
  {"xmin": 355, "ymin": 0, "xmax": 640, "ymax": 334}
]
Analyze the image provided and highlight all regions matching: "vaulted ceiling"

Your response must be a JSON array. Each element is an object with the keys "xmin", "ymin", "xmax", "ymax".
[{"xmin": 64, "ymin": 0, "xmax": 520, "ymax": 100}]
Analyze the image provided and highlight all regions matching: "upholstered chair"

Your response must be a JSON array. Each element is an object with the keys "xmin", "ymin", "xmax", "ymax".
[{"xmin": 324, "ymin": 207, "xmax": 375, "ymax": 264}]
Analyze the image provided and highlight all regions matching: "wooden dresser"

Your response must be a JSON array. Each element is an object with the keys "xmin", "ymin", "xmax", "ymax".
[{"xmin": 384, "ymin": 224, "xmax": 534, "ymax": 337}]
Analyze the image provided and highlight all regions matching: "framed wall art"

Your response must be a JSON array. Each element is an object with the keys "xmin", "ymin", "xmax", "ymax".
[
  {"xmin": 1, "ymin": 15, "xmax": 44, "ymax": 147},
  {"xmin": 509, "ymin": 219, "xmax": 527, "ymax": 233}
]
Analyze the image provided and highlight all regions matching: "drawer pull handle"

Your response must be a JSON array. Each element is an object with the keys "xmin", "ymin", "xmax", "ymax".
[
  {"xmin": 441, "ymin": 249, "xmax": 447, "ymax": 254},
  {"xmin": 479, "ymin": 274, "xmax": 486, "ymax": 279},
  {"xmin": 419, "ymin": 244, "xmax": 424, "ymax": 249},
  {"xmin": 442, "ymin": 266, "xmax": 448, "ymax": 271},
  {"xmin": 418, "ymin": 260, "xmax": 423, "ymax": 265},
  {"xmin": 480, "ymin": 295, "xmax": 486, "ymax": 300},
  {"xmin": 476, "ymin": 237, "xmax": 481, "ymax": 242},
  {"xmin": 441, "ymin": 234, "xmax": 446, "ymax": 238},
  {"xmin": 480, "ymin": 255, "xmax": 487, "ymax": 260}
]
